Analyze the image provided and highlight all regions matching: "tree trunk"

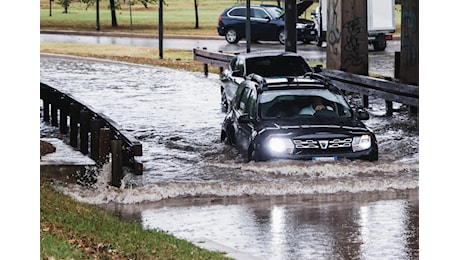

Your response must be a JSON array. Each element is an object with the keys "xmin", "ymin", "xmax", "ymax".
[
  {"xmin": 110, "ymin": 0, "xmax": 118, "ymax": 27},
  {"xmin": 194, "ymin": 0, "xmax": 199, "ymax": 29}
]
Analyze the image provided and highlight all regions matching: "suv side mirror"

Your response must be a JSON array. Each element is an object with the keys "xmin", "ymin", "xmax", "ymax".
[
  {"xmin": 356, "ymin": 109, "xmax": 370, "ymax": 120},
  {"xmin": 313, "ymin": 65, "xmax": 323, "ymax": 73},
  {"xmin": 232, "ymin": 69, "xmax": 243, "ymax": 77},
  {"xmin": 238, "ymin": 114, "xmax": 253, "ymax": 124}
]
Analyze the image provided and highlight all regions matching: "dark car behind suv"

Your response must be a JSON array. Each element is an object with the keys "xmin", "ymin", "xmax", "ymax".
[
  {"xmin": 220, "ymin": 73, "xmax": 379, "ymax": 162},
  {"xmin": 217, "ymin": 2, "xmax": 316, "ymax": 44},
  {"xmin": 220, "ymin": 51, "xmax": 319, "ymax": 112}
]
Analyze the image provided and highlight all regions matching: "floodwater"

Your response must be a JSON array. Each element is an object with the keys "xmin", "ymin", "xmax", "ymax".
[{"xmin": 40, "ymin": 54, "xmax": 418, "ymax": 259}]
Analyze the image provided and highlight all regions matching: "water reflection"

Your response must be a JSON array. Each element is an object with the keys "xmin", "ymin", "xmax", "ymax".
[{"xmin": 135, "ymin": 190, "xmax": 418, "ymax": 260}]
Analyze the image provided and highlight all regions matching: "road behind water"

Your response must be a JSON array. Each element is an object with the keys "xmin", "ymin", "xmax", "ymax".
[
  {"xmin": 40, "ymin": 32, "xmax": 400, "ymax": 78},
  {"xmin": 40, "ymin": 53, "xmax": 418, "ymax": 259}
]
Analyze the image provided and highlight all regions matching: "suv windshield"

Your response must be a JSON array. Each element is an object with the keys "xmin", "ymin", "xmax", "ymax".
[
  {"xmin": 259, "ymin": 89, "xmax": 352, "ymax": 119},
  {"xmin": 245, "ymin": 56, "xmax": 312, "ymax": 77}
]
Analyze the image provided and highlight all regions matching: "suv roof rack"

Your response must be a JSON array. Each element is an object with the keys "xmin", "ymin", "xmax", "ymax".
[
  {"xmin": 303, "ymin": 72, "xmax": 331, "ymax": 85},
  {"xmin": 247, "ymin": 72, "xmax": 339, "ymax": 93}
]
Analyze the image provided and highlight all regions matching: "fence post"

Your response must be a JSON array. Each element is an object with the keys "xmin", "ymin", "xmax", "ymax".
[
  {"xmin": 90, "ymin": 119, "xmax": 101, "ymax": 161},
  {"xmin": 111, "ymin": 139, "xmax": 123, "ymax": 187},
  {"xmin": 99, "ymin": 127, "xmax": 111, "ymax": 164},
  {"xmin": 43, "ymin": 99, "xmax": 50, "ymax": 123},
  {"xmin": 203, "ymin": 47, "xmax": 209, "ymax": 77},
  {"xmin": 70, "ymin": 103, "xmax": 79, "ymax": 148},
  {"xmin": 385, "ymin": 101, "xmax": 393, "ymax": 116},
  {"xmin": 59, "ymin": 96, "xmax": 69, "ymax": 134},
  {"xmin": 362, "ymin": 96, "xmax": 369, "ymax": 108},
  {"xmin": 80, "ymin": 110, "xmax": 91, "ymax": 154},
  {"xmin": 51, "ymin": 103, "xmax": 58, "ymax": 127}
]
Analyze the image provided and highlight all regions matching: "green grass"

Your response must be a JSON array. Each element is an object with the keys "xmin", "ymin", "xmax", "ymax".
[
  {"xmin": 40, "ymin": 0, "xmax": 237, "ymax": 34},
  {"xmin": 40, "ymin": 180, "xmax": 232, "ymax": 259},
  {"xmin": 40, "ymin": 0, "xmax": 400, "ymax": 35},
  {"xmin": 40, "ymin": 0, "xmax": 322, "ymax": 35}
]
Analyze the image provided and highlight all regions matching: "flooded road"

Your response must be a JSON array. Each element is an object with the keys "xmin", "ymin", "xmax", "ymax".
[{"xmin": 40, "ymin": 53, "xmax": 418, "ymax": 259}]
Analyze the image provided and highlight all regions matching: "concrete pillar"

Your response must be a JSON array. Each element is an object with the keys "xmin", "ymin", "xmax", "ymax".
[
  {"xmin": 326, "ymin": 0, "xmax": 369, "ymax": 75},
  {"xmin": 400, "ymin": 0, "xmax": 419, "ymax": 86}
]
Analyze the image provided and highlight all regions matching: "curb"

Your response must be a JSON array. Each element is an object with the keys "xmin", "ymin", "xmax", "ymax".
[{"xmin": 40, "ymin": 29, "xmax": 222, "ymax": 40}]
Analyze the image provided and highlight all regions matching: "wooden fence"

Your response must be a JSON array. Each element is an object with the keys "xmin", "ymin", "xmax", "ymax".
[{"xmin": 40, "ymin": 83, "xmax": 143, "ymax": 187}]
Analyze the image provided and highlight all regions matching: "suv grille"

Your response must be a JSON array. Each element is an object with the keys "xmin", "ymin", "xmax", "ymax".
[{"xmin": 293, "ymin": 138, "xmax": 353, "ymax": 150}]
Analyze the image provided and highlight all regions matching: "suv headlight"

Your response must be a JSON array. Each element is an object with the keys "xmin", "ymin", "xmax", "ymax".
[
  {"xmin": 352, "ymin": 135, "xmax": 372, "ymax": 152},
  {"xmin": 296, "ymin": 23, "xmax": 306, "ymax": 29},
  {"xmin": 267, "ymin": 137, "xmax": 294, "ymax": 154}
]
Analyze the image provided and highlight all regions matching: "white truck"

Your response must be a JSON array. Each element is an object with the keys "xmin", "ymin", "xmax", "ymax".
[{"xmin": 311, "ymin": 0, "xmax": 395, "ymax": 51}]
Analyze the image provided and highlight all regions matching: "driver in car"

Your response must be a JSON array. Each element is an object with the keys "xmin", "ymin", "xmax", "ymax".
[{"xmin": 299, "ymin": 96, "xmax": 326, "ymax": 115}]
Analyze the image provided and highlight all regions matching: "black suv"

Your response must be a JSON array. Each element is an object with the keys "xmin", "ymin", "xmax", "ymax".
[
  {"xmin": 217, "ymin": 3, "xmax": 316, "ymax": 44},
  {"xmin": 220, "ymin": 51, "xmax": 318, "ymax": 112},
  {"xmin": 220, "ymin": 73, "xmax": 379, "ymax": 162}
]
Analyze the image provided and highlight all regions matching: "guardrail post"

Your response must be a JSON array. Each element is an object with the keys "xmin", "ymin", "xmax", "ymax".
[
  {"xmin": 99, "ymin": 127, "xmax": 111, "ymax": 164},
  {"xmin": 43, "ymin": 99, "xmax": 50, "ymax": 123},
  {"xmin": 80, "ymin": 110, "xmax": 91, "ymax": 155},
  {"xmin": 59, "ymin": 96, "xmax": 69, "ymax": 134},
  {"xmin": 70, "ymin": 103, "xmax": 79, "ymax": 148},
  {"xmin": 111, "ymin": 139, "xmax": 123, "ymax": 187},
  {"xmin": 203, "ymin": 47, "xmax": 209, "ymax": 77},
  {"xmin": 90, "ymin": 119, "xmax": 101, "ymax": 161},
  {"xmin": 204, "ymin": 63, "xmax": 209, "ymax": 77},
  {"xmin": 385, "ymin": 101, "xmax": 393, "ymax": 116},
  {"xmin": 362, "ymin": 96, "xmax": 368, "ymax": 108},
  {"xmin": 51, "ymin": 103, "xmax": 58, "ymax": 127}
]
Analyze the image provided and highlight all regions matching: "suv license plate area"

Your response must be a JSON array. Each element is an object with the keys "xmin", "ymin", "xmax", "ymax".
[{"xmin": 312, "ymin": 156, "xmax": 338, "ymax": 161}]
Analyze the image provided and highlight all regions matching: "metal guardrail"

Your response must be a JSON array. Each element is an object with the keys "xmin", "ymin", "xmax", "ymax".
[
  {"xmin": 193, "ymin": 48, "xmax": 419, "ymax": 111},
  {"xmin": 40, "ymin": 83, "xmax": 143, "ymax": 187},
  {"xmin": 320, "ymin": 69, "xmax": 419, "ymax": 107}
]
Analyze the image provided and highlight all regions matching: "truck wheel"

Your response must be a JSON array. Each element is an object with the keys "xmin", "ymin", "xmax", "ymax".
[
  {"xmin": 225, "ymin": 28, "xmax": 240, "ymax": 44},
  {"xmin": 316, "ymin": 31, "xmax": 323, "ymax": 47},
  {"xmin": 373, "ymin": 40, "xmax": 387, "ymax": 51},
  {"xmin": 316, "ymin": 39, "xmax": 323, "ymax": 47}
]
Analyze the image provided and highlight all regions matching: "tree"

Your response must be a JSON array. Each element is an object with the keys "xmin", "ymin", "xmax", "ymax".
[
  {"xmin": 194, "ymin": 0, "xmax": 199, "ymax": 28},
  {"xmin": 106, "ymin": 0, "xmax": 159, "ymax": 28},
  {"xmin": 109, "ymin": 0, "xmax": 118, "ymax": 26},
  {"xmin": 80, "ymin": 0, "xmax": 96, "ymax": 10},
  {"xmin": 57, "ymin": 0, "xmax": 71, "ymax": 13}
]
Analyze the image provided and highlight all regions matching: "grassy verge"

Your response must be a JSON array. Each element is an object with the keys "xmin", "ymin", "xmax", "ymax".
[{"xmin": 40, "ymin": 180, "xmax": 232, "ymax": 259}]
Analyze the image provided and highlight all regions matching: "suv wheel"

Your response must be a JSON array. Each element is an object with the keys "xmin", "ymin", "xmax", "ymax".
[
  {"xmin": 248, "ymin": 145, "xmax": 264, "ymax": 162},
  {"xmin": 225, "ymin": 28, "xmax": 240, "ymax": 44},
  {"xmin": 221, "ymin": 90, "xmax": 229, "ymax": 112},
  {"xmin": 278, "ymin": 30, "xmax": 286, "ymax": 45}
]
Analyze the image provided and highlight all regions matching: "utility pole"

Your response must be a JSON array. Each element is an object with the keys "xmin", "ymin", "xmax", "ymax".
[
  {"xmin": 246, "ymin": 0, "xmax": 251, "ymax": 53},
  {"xmin": 96, "ymin": 0, "xmax": 100, "ymax": 30},
  {"xmin": 159, "ymin": 0, "xmax": 164, "ymax": 59}
]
